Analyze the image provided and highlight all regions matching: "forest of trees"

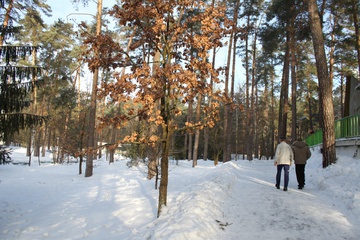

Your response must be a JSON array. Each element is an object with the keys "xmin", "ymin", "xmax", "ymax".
[{"xmin": 1, "ymin": 0, "xmax": 359, "ymax": 216}]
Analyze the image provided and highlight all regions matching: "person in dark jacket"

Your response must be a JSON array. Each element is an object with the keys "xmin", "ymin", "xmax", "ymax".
[{"xmin": 291, "ymin": 138, "xmax": 312, "ymax": 189}]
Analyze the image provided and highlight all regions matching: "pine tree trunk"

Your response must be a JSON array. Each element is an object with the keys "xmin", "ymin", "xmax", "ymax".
[
  {"xmin": 86, "ymin": 0, "xmax": 102, "ymax": 177},
  {"xmin": 340, "ymin": 75, "xmax": 345, "ymax": 118},
  {"xmin": 245, "ymin": 22, "xmax": 250, "ymax": 160},
  {"xmin": 263, "ymin": 75, "xmax": 269, "ymax": 158},
  {"xmin": 254, "ymin": 84, "xmax": 259, "ymax": 159},
  {"xmin": 26, "ymin": 131, "xmax": 31, "ymax": 157},
  {"xmin": 226, "ymin": 0, "xmax": 240, "ymax": 162},
  {"xmin": 249, "ymin": 26, "xmax": 258, "ymax": 160},
  {"xmin": 307, "ymin": 0, "xmax": 336, "ymax": 168},
  {"xmin": 79, "ymin": 112, "xmax": 85, "ymax": 175},
  {"xmin": 278, "ymin": 34, "xmax": 290, "ymax": 140},
  {"xmin": 203, "ymin": 127, "xmax": 209, "ymax": 161},
  {"xmin": 41, "ymin": 122, "xmax": 46, "ymax": 158},
  {"xmin": 329, "ymin": 13, "xmax": 337, "ymax": 88},
  {"xmin": 33, "ymin": 130, "xmax": 39, "ymax": 157},
  {"xmin": 183, "ymin": 132, "xmax": 188, "ymax": 160},
  {"xmin": 109, "ymin": 126, "xmax": 116, "ymax": 164},
  {"xmin": 352, "ymin": 0, "xmax": 360, "ymax": 76},
  {"xmin": 270, "ymin": 74, "xmax": 276, "ymax": 158},
  {"xmin": 192, "ymin": 93, "xmax": 203, "ymax": 167},
  {"xmin": 203, "ymin": 38, "xmax": 217, "ymax": 162},
  {"xmin": 187, "ymin": 101, "xmax": 193, "ymax": 160},
  {"xmin": 290, "ymin": 20, "xmax": 297, "ymax": 143},
  {"xmin": 36, "ymin": 130, "xmax": 41, "ymax": 165},
  {"xmin": 223, "ymin": 31, "xmax": 233, "ymax": 162},
  {"xmin": 307, "ymin": 79, "xmax": 314, "ymax": 132}
]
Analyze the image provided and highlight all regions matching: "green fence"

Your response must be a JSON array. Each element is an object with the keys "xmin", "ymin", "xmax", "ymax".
[{"xmin": 305, "ymin": 114, "xmax": 360, "ymax": 146}]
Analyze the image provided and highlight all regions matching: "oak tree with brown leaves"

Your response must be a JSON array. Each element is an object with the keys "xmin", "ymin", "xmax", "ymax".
[{"xmin": 87, "ymin": 0, "xmax": 228, "ymax": 217}]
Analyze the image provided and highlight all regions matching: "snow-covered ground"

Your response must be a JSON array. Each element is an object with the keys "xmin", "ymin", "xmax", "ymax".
[{"xmin": 0, "ymin": 146, "xmax": 359, "ymax": 240}]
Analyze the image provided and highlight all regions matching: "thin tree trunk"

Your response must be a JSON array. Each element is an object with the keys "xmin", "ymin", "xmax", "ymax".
[
  {"xmin": 226, "ymin": 0, "xmax": 241, "ymax": 162},
  {"xmin": 147, "ymin": 46, "xmax": 160, "ymax": 178},
  {"xmin": 42, "ymin": 124, "xmax": 47, "ymax": 157},
  {"xmin": 36, "ymin": 130, "xmax": 41, "ymax": 165},
  {"xmin": 78, "ymin": 111, "xmax": 86, "ymax": 174},
  {"xmin": 263, "ymin": 74, "xmax": 270, "ymax": 158},
  {"xmin": 290, "ymin": 15, "xmax": 297, "ymax": 143},
  {"xmin": 340, "ymin": 74, "xmax": 345, "ymax": 118},
  {"xmin": 76, "ymin": 67, "xmax": 81, "ymax": 108},
  {"xmin": 307, "ymin": 78, "xmax": 314, "ymax": 133},
  {"xmin": 270, "ymin": 71, "xmax": 276, "ymax": 158},
  {"xmin": 86, "ymin": 0, "xmax": 102, "ymax": 177},
  {"xmin": 203, "ymin": 36, "xmax": 217, "ymax": 162},
  {"xmin": 223, "ymin": 31, "xmax": 233, "ymax": 162},
  {"xmin": 249, "ymin": 23, "xmax": 259, "ymax": 159},
  {"xmin": 278, "ymin": 34, "xmax": 290, "ymax": 140},
  {"xmin": 244, "ymin": 17, "xmax": 250, "ymax": 160},
  {"xmin": 192, "ymin": 94, "xmax": 202, "ymax": 167},
  {"xmin": 193, "ymin": 67, "xmax": 206, "ymax": 166},
  {"xmin": 109, "ymin": 126, "xmax": 116, "ymax": 164},
  {"xmin": 193, "ymin": 56, "xmax": 207, "ymax": 166},
  {"xmin": 184, "ymin": 131, "xmax": 188, "ymax": 160},
  {"xmin": 157, "ymin": 110, "xmax": 172, "ymax": 218},
  {"xmin": 254, "ymin": 84, "xmax": 259, "ymax": 158},
  {"xmin": 352, "ymin": 0, "xmax": 360, "ymax": 76},
  {"xmin": 187, "ymin": 101, "xmax": 193, "ymax": 160},
  {"xmin": 203, "ymin": 0, "xmax": 218, "ymax": 162},
  {"xmin": 329, "ymin": 13, "xmax": 337, "ymax": 88}
]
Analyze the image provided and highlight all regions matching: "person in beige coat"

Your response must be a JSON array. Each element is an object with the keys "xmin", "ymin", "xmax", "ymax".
[
  {"xmin": 274, "ymin": 136, "xmax": 294, "ymax": 191},
  {"xmin": 291, "ymin": 138, "xmax": 312, "ymax": 189}
]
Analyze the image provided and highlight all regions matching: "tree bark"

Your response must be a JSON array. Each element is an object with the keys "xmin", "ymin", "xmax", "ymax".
[
  {"xmin": 352, "ymin": 0, "xmax": 360, "ymax": 76},
  {"xmin": 85, "ymin": 0, "xmax": 102, "ymax": 177},
  {"xmin": 192, "ymin": 94, "xmax": 202, "ymax": 167},
  {"xmin": 157, "ymin": 105, "xmax": 172, "ymax": 218},
  {"xmin": 250, "ymin": 23, "xmax": 258, "ymax": 159},
  {"xmin": 278, "ymin": 34, "xmax": 290, "ymax": 140},
  {"xmin": 187, "ymin": 101, "xmax": 193, "ymax": 160},
  {"xmin": 223, "ymin": 31, "xmax": 233, "ymax": 162},
  {"xmin": 329, "ymin": 12, "xmax": 337, "ymax": 88},
  {"xmin": 307, "ymin": 0, "xmax": 336, "ymax": 168},
  {"xmin": 290, "ymin": 18, "xmax": 297, "ymax": 143},
  {"xmin": 109, "ymin": 126, "xmax": 116, "ymax": 164},
  {"xmin": 245, "ymin": 15, "xmax": 251, "ymax": 160},
  {"xmin": 203, "ymin": 0, "xmax": 218, "ymax": 163},
  {"xmin": 270, "ymin": 72, "xmax": 276, "ymax": 159}
]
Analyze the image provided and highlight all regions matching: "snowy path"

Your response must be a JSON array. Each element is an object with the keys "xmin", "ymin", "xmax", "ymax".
[
  {"xmin": 219, "ymin": 161, "xmax": 358, "ymax": 240},
  {"xmin": 1, "ymin": 148, "xmax": 359, "ymax": 240}
]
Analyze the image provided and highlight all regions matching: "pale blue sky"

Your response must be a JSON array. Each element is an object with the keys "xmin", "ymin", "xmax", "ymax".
[{"xmin": 45, "ymin": 0, "xmax": 116, "ymax": 25}]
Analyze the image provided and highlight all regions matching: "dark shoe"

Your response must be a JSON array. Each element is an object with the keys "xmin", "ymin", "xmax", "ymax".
[
  {"xmin": 298, "ymin": 186, "xmax": 303, "ymax": 189},
  {"xmin": 283, "ymin": 188, "xmax": 288, "ymax": 191},
  {"xmin": 275, "ymin": 184, "xmax": 280, "ymax": 189}
]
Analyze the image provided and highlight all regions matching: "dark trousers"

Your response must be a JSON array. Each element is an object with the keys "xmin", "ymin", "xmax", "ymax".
[
  {"xmin": 276, "ymin": 165, "xmax": 290, "ymax": 188},
  {"xmin": 295, "ymin": 164, "xmax": 306, "ymax": 187}
]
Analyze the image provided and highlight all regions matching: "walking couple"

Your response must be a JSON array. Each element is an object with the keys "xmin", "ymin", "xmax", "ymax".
[{"xmin": 274, "ymin": 136, "xmax": 311, "ymax": 191}]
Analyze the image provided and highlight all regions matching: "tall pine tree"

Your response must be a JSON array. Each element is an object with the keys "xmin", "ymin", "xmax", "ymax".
[{"xmin": 0, "ymin": 0, "xmax": 47, "ymax": 158}]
